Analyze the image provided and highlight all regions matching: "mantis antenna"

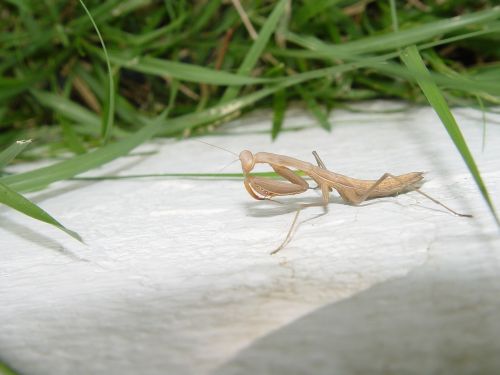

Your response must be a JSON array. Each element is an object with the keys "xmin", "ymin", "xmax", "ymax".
[
  {"xmin": 194, "ymin": 139, "xmax": 239, "ymax": 157},
  {"xmin": 218, "ymin": 158, "xmax": 240, "ymax": 173}
]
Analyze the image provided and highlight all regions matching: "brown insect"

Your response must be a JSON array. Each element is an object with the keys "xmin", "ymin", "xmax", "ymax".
[{"xmin": 239, "ymin": 150, "xmax": 472, "ymax": 253}]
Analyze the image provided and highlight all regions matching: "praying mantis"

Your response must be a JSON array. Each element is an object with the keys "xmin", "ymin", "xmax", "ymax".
[{"xmin": 239, "ymin": 149, "xmax": 472, "ymax": 254}]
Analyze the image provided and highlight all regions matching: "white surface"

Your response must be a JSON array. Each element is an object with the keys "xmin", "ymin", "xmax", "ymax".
[{"xmin": 1, "ymin": 103, "xmax": 499, "ymax": 375}]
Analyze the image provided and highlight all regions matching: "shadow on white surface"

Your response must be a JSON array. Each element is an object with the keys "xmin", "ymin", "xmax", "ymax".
[
  {"xmin": 0, "ymin": 217, "xmax": 70, "ymax": 255},
  {"xmin": 215, "ymin": 236, "xmax": 500, "ymax": 375}
]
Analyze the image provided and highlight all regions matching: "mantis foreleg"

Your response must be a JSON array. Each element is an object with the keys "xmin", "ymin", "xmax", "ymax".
[{"xmin": 246, "ymin": 165, "xmax": 309, "ymax": 199}]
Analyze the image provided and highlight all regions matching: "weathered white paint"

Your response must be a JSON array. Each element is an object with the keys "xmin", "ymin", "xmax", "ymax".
[{"xmin": 1, "ymin": 103, "xmax": 499, "ymax": 375}]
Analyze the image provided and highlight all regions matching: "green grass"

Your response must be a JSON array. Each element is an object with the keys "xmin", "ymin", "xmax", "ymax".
[
  {"xmin": 1, "ymin": 0, "xmax": 499, "ymax": 237},
  {"xmin": 0, "ymin": 361, "xmax": 20, "ymax": 375},
  {"xmin": 77, "ymin": 0, "xmax": 115, "ymax": 141},
  {"xmin": 401, "ymin": 45, "xmax": 499, "ymax": 226}
]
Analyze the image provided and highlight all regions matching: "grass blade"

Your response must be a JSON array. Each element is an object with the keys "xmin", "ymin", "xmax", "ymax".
[
  {"xmin": 98, "ymin": 47, "xmax": 273, "ymax": 85},
  {"xmin": 0, "ymin": 181, "xmax": 82, "ymax": 241},
  {"xmin": 32, "ymin": 89, "xmax": 100, "ymax": 127},
  {"xmin": 60, "ymin": 118, "xmax": 87, "ymax": 155},
  {"xmin": 294, "ymin": 0, "xmax": 341, "ymax": 27},
  {"xmin": 287, "ymin": 32, "xmax": 500, "ymax": 96},
  {"xmin": 78, "ymin": 0, "xmax": 115, "ymax": 142},
  {"xmin": 220, "ymin": 0, "xmax": 288, "ymax": 102},
  {"xmin": 288, "ymin": 6, "xmax": 500, "ymax": 56},
  {"xmin": 0, "ymin": 139, "xmax": 32, "ymax": 170},
  {"xmin": 0, "ymin": 115, "xmax": 164, "ymax": 192},
  {"xmin": 296, "ymin": 85, "xmax": 331, "ymax": 131},
  {"xmin": 0, "ymin": 362, "xmax": 20, "ymax": 375},
  {"xmin": 31, "ymin": 89, "xmax": 129, "ymax": 137},
  {"xmin": 272, "ymin": 89, "xmax": 286, "ymax": 140},
  {"xmin": 401, "ymin": 45, "xmax": 499, "ymax": 226},
  {"xmin": 72, "ymin": 171, "xmax": 281, "ymax": 180}
]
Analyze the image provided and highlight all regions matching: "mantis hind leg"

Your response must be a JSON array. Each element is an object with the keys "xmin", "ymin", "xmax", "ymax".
[
  {"xmin": 345, "ymin": 172, "xmax": 472, "ymax": 218},
  {"xmin": 312, "ymin": 151, "xmax": 333, "ymax": 207},
  {"xmin": 414, "ymin": 188, "xmax": 472, "ymax": 218},
  {"xmin": 312, "ymin": 151, "xmax": 327, "ymax": 169},
  {"xmin": 345, "ymin": 172, "xmax": 395, "ymax": 205},
  {"xmin": 312, "ymin": 151, "xmax": 333, "ymax": 193}
]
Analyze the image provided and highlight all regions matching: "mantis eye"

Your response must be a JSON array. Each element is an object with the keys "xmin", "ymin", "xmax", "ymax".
[{"xmin": 239, "ymin": 150, "xmax": 254, "ymax": 173}]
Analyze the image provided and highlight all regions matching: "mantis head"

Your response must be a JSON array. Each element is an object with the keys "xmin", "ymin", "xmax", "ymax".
[{"xmin": 239, "ymin": 150, "xmax": 255, "ymax": 174}]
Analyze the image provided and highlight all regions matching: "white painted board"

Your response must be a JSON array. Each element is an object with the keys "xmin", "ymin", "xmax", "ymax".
[{"xmin": 1, "ymin": 102, "xmax": 499, "ymax": 374}]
